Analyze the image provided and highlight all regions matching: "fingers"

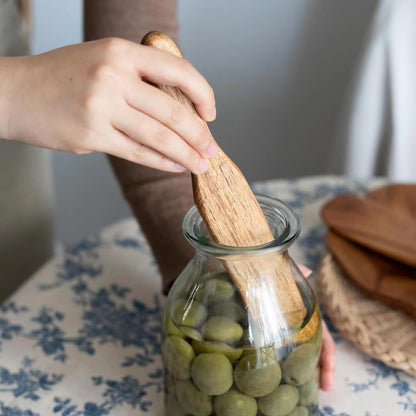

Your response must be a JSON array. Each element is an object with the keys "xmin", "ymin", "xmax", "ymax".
[
  {"xmin": 319, "ymin": 320, "xmax": 336, "ymax": 391},
  {"xmin": 135, "ymin": 46, "xmax": 216, "ymax": 122},
  {"xmin": 124, "ymin": 79, "xmax": 218, "ymax": 158},
  {"xmin": 112, "ymin": 103, "xmax": 209, "ymax": 174},
  {"xmin": 98, "ymin": 128, "xmax": 188, "ymax": 173}
]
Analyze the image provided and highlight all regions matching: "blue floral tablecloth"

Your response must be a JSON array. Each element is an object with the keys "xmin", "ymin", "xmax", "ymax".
[{"xmin": 1, "ymin": 176, "xmax": 415, "ymax": 416}]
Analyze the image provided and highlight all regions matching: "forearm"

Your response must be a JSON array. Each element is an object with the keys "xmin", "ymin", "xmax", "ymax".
[{"xmin": 0, "ymin": 56, "xmax": 26, "ymax": 140}]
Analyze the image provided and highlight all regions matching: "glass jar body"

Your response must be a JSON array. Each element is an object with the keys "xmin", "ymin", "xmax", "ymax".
[{"xmin": 162, "ymin": 196, "xmax": 321, "ymax": 416}]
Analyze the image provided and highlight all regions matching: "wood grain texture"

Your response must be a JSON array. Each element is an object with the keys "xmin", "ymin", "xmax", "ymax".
[
  {"xmin": 323, "ymin": 184, "xmax": 416, "ymax": 319},
  {"xmin": 327, "ymin": 230, "xmax": 416, "ymax": 318},
  {"xmin": 141, "ymin": 32, "xmax": 306, "ymax": 323},
  {"xmin": 292, "ymin": 308, "xmax": 320, "ymax": 344},
  {"xmin": 322, "ymin": 194, "xmax": 416, "ymax": 267},
  {"xmin": 368, "ymin": 184, "xmax": 416, "ymax": 218}
]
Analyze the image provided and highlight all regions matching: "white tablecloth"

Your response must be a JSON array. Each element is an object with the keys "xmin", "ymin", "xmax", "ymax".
[{"xmin": 1, "ymin": 176, "xmax": 415, "ymax": 416}]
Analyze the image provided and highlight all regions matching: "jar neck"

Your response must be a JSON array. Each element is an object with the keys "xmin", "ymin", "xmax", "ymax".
[{"xmin": 182, "ymin": 194, "xmax": 300, "ymax": 259}]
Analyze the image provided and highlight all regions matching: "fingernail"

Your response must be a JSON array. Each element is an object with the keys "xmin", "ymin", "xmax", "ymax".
[
  {"xmin": 197, "ymin": 159, "xmax": 208, "ymax": 174},
  {"xmin": 205, "ymin": 141, "xmax": 218, "ymax": 157},
  {"xmin": 326, "ymin": 382, "xmax": 334, "ymax": 391},
  {"xmin": 207, "ymin": 107, "xmax": 216, "ymax": 122}
]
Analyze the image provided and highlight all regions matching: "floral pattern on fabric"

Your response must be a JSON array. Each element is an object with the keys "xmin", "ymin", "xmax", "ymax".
[{"xmin": 2, "ymin": 176, "xmax": 410, "ymax": 416}]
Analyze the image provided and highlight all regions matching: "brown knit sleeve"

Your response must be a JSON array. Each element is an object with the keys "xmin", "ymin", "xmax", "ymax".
[
  {"xmin": 84, "ymin": 0, "xmax": 194, "ymax": 293},
  {"xmin": 83, "ymin": 0, "xmax": 179, "ymax": 43}
]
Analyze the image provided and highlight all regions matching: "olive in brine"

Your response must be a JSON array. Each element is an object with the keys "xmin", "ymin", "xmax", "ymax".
[
  {"xmin": 202, "ymin": 316, "xmax": 243, "ymax": 343},
  {"xmin": 172, "ymin": 299, "xmax": 208, "ymax": 327},
  {"xmin": 192, "ymin": 340, "xmax": 243, "ymax": 362},
  {"xmin": 210, "ymin": 301, "xmax": 245, "ymax": 322},
  {"xmin": 191, "ymin": 353, "xmax": 233, "ymax": 395},
  {"xmin": 178, "ymin": 326, "xmax": 203, "ymax": 340},
  {"xmin": 195, "ymin": 274, "xmax": 234, "ymax": 304},
  {"xmin": 234, "ymin": 352, "xmax": 281, "ymax": 397},
  {"xmin": 282, "ymin": 343, "xmax": 318, "ymax": 386},
  {"xmin": 162, "ymin": 336, "xmax": 195, "ymax": 380},
  {"xmin": 297, "ymin": 377, "xmax": 318, "ymax": 406},
  {"xmin": 176, "ymin": 380, "xmax": 212, "ymax": 416},
  {"xmin": 258, "ymin": 384, "xmax": 299, "ymax": 416},
  {"xmin": 166, "ymin": 317, "xmax": 184, "ymax": 338},
  {"xmin": 214, "ymin": 390, "xmax": 257, "ymax": 416},
  {"xmin": 287, "ymin": 406, "xmax": 309, "ymax": 416}
]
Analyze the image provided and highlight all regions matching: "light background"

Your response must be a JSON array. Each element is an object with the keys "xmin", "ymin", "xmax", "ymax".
[{"xmin": 31, "ymin": 0, "xmax": 377, "ymax": 245}]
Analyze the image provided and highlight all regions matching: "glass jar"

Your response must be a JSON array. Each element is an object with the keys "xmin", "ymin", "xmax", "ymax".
[{"xmin": 162, "ymin": 195, "xmax": 321, "ymax": 416}]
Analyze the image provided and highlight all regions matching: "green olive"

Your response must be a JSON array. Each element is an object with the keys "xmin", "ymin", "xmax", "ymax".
[
  {"xmin": 234, "ymin": 352, "xmax": 281, "ymax": 397},
  {"xmin": 176, "ymin": 380, "xmax": 212, "ymax": 416},
  {"xmin": 165, "ymin": 392, "xmax": 188, "ymax": 416},
  {"xmin": 274, "ymin": 344, "xmax": 295, "ymax": 364},
  {"xmin": 202, "ymin": 317, "xmax": 243, "ymax": 343},
  {"xmin": 287, "ymin": 406, "xmax": 308, "ymax": 416},
  {"xmin": 282, "ymin": 343, "xmax": 318, "ymax": 386},
  {"xmin": 172, "ymin": 299, "xmax": 208, "ymax": 327},
  {"xmin": 191, "ymin": 353, "xmax": 233, "ymax": 395},
  {"xmin": 179, "ymin": 326, "xmax": 203, "ymax": 341},
  {"xmin": 195, "ymin": 273, "xmax": 234, "ymax": 304},
  {"xmin": 258, "ymin": 384, "xmax": 299, "ymax": 416},
  {"xmin": 192, "ymin": 340, "xmax": 242, "ymax": 362},
  {"xmin": 166, "ymin": 317, "xmax": 185, "ymax": 338},
  {"xmin": 297, "ymin": 377, "xmax": 318, "ymax": 406},
  {"xmin": 214, "ymin": 390, "xmax": 257, "ymax": 416},
  {"xmin": 162, "ymin": 336, "xmax": 195, "ymax": 380},
  {"xmin": 210, "ymin": 301, "xmax": 245, "ymax": 322}
]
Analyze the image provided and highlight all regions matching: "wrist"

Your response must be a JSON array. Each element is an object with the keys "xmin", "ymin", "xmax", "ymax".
[{"xmin": 0, "ymin": 56, "xmax": 28, "ymax": 140}]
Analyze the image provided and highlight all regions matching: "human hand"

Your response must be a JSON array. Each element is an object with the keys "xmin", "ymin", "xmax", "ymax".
[
  {"xmin": 0, "ymin": 38, "xmax": 217, "ymax": 173},
  {"xmin": 298, "ymin": 264, "xmax": 335, "ymax": 391}
]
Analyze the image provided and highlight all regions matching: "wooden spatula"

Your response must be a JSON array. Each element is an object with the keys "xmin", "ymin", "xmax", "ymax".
[
  {"xmin": 322, "ymin": 194, "xmax": 416, "ymax": 268},
  {"xmin": 368, "ymin": 184, "xmax": 416, "ymax": 218},
  {"xmin": 141, "ymin": 32, "xmax": 306, "ymax": 327},
  {"xmin": 327, "ymin": 230, "xmax": 416, "ymax": 318}
]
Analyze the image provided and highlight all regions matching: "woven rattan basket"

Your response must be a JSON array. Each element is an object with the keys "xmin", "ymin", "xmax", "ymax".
[{"xmin": 318, "ymin": 252, "xmax": 416, "ymax": 377}]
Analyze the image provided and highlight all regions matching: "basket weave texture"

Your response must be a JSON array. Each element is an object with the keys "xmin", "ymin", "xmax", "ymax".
[{"xmin": 318, "ymin": 252, "xmax": 416, "ymax": 377}]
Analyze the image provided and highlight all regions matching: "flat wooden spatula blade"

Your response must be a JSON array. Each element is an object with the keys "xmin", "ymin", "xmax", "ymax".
[{"xmin": 193, "ymin": 153, "xmax": 273, "ymax": 246}]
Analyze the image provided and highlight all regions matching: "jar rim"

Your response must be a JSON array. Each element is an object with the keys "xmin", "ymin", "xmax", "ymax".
[{"xmin": 182, "ymin": 194, "xmax": 301, "ymax": 256}]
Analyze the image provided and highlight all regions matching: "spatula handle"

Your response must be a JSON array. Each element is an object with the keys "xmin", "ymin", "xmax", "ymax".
[
  {"xmin": 141, "ymin": 32, "xmax": 207, "ymax": 126},
  {"xmin": 142, "ymin": 31, "xmax": 183, "ymax": 57}
]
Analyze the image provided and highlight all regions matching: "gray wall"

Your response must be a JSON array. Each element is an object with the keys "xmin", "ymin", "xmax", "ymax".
[
  {"xmin": 179, "ymin": 0, "xmax": 377, "ymax": 179},
  {"xmin": 32, "ymin": 0, "xmax": 377, "ymax": 246}
]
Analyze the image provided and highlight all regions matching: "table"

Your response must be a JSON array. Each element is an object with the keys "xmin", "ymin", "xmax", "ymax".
[{"xmin": 1, "ymin": 176, "xmax": 415, "ymax": 416}]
